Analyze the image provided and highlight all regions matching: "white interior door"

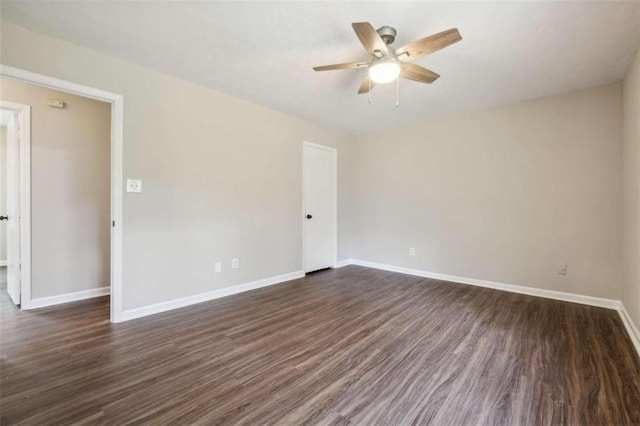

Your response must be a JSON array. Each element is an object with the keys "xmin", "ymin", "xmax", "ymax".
[
  {"xmin": 5, "ymin": 112, "xmax": 20, "ymax": 305},
  {"xmin": 303, "ymin": 142, "xmax": 336, "ymax": 273}
]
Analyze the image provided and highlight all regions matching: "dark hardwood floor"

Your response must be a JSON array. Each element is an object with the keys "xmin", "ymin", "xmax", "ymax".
[{"xmin": 1, "ymin": 265, "xmax": 639, "ymax": 425}]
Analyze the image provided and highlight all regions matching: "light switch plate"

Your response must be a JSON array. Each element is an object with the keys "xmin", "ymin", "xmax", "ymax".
[{"xmin": 126, "ymin": 179, "xmax": 142, "ymax": 193}]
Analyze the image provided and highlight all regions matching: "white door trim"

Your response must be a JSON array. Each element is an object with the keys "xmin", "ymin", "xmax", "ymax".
[
  {"xmin": 0, "ymin": 100, "xmax": 30, "ymax": 306},
  {"xmin": 302, "ymin": 141, "xmax": 337, "ymax": 273},
  {"xmin": 0, "ymin": 64, "xmax": 124, "ymax": 323}
]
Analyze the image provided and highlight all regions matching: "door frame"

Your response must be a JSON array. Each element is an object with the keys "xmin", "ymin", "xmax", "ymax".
[
  {"xmin": 0, "ymin": 64, "xmax": 124, "ymax": 322},
  {"xmin": 0, "ymin": 100, "xmax": 31, "ymax": 306},
  {"xmin": 302, "ymin": 140, "xmax": 337, "ymax": 273}
]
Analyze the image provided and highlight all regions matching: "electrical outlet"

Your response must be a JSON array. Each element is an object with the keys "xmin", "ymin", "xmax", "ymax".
[
  {"xmin": 409, "ymin": 247, "xmax": 415, "ymax": 256},
  {"xmin": 214, "ymin": 262, "xmax": 222, "ymax": 273},
  {"xmin": 231, "ymin": 258, "xmax": 239, "ymax": 269},
  {"xmin": 126, "ymin": 179, "xmax": 142, "ymax": 193},
  {"xmin": 557, "ymin": 263, "xmax": 567, "ymax": 275}
]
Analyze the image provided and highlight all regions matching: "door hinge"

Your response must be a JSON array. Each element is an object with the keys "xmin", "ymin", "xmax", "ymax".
[{"xmin": 112, "ymin": 220, "xmax": 115, "ymax": 227}]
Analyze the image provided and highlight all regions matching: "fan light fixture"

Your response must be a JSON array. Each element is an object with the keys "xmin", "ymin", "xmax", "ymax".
[
  {"xmin": 313, "ymin": 23, "xmax": 462, "ymax": 97},
  {"xmin": 368, "ymin": 60, "xmax": 401, "ymax": 84}
]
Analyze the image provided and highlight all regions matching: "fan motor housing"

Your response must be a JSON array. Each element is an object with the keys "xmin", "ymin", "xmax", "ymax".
[{"xmin": 377, "ymin": 26, "xmax": 397, "ymax": 45}]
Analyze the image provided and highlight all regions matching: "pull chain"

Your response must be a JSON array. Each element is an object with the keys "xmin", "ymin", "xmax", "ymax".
[{"xmin": 366, "ymin": 76, "xmax": 399, "ymax": 106}]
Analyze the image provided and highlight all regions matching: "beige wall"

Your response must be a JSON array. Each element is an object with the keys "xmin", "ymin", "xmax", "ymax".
[
  {"xmin": 0, "ymin": 78, "xmax": 111, "ymax": 299},
  {"xmin": 0, "ymin": 126, "xmax": 6, "ymax": 263},
  {"xmin": 0, "ymin": 20, "xmax": 630, "ymax": 316},
  {"xmin": 0, "ymin": 22, "xmax": 354, "ymax": 310},
  {"xmin": 351, "ymin": 84, "xmax": 623, "ymax": 300},
  {"xmin": 623, "ymin": 46, "xmax": 640, "ymax": 328}
]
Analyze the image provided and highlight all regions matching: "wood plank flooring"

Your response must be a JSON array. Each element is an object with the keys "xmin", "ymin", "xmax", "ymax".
[{"xmin": 1, "ymin": 265, "xmax": 639, "ymax": 425}]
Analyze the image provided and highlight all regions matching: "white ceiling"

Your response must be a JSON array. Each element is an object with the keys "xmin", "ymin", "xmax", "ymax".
[{"xmin": 3, "ymin": 1, "xmax": 639, "ymax": 134}]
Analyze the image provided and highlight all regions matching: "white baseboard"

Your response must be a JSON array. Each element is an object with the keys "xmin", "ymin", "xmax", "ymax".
[
  {"xmin": 618, "ymin": 303, "xmax": 640, "ymax": 357},
  {"xmin": 0, "ymin": 260, "xmax": 7, "ymax": 267},
  {"xmin": 333, "ymin": 259, "xmax": 353, "ymax": 268},
  {"xmin": 348, "ymin": 259, "xmax": 620, "ymax": 309},
  {"xmin": 118, "ymin": 270, "xmax": 305, "ymax": 322},
  {"xmin": 27, "ymin": 286, "xmax": 110, "ymax": 309}
]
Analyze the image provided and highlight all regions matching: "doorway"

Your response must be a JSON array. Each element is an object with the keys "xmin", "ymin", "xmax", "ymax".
[
  {"xmin": 303, "ymin": 141, "xmax": 337, "ymax": 273},
  {"xmin": 1, "ymin": 79, "xmax": 112, "ymax": 313},
  {"xmin": 0, "ymin": 65, "xmax": 123, "ymax": 322}
]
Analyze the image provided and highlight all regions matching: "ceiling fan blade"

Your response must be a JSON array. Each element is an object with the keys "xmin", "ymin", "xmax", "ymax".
[
  {"xmin": 352, "ymin": 22, "xmax": 388, "ymax": 58},
  {"xmin": 313, "ymin": 61, "xmax": 370, "ymax": 72},
  {"xmin": 357, "ymin": 75, "xmax": 375, "ymax": 94},
  {"xmin": 394, "ymin": 28, "xmax": 461, "ymax": 62},
  {"xmin": 401, "ymin": 63, "xmax": 440, "ymax": 84}
]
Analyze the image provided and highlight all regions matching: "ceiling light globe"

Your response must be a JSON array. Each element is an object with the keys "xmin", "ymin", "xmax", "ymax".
[{"xmin": 369, "ymin": 61, "xmax": 401, "ymax": 84}]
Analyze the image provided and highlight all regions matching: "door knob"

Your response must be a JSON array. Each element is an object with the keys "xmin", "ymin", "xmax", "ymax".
[
  {"xmin": 306, "ymin": 214, "xmax": 312, "ymax": 219},
  {"xmin": 0, "ymin": 216, "xmax": 7, "ymax": 221}
]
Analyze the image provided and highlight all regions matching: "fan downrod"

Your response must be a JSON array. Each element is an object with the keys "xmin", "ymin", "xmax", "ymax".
[{"xmin": 376, "ymin": 26, "xmax": 397, "ymax": 45}]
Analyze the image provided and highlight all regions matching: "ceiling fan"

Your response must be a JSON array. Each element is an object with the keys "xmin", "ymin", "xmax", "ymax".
[{"xmin": 313, "ymin": 22, "xmax": 462, "ymax": 94}]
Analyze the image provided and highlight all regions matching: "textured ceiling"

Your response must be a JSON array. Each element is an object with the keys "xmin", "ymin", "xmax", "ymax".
[{"xmin": 2, "ymin": 1, "xmax": 639, "ymax": 134}]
